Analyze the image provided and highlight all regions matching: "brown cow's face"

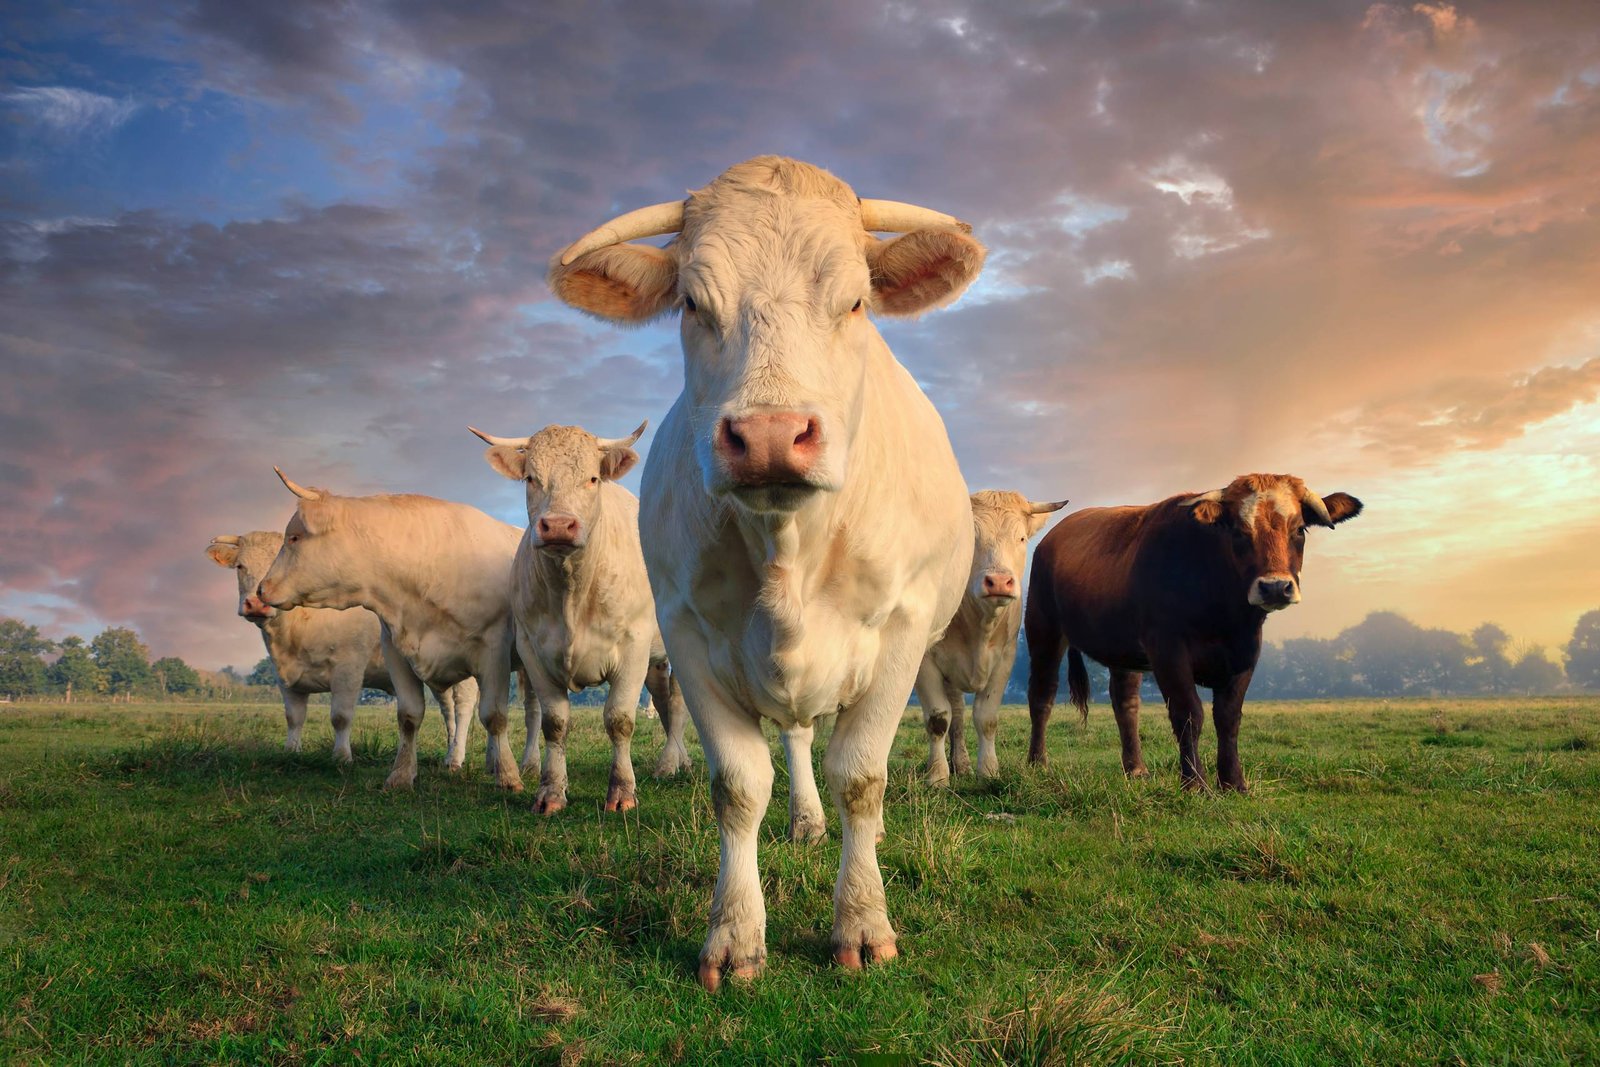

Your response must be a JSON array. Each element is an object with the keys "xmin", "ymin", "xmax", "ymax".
[
  {"xmin": 481, "ymin": 425, "xmax": 639, "ymax": 554},
  {"xmin": 967, "ymin": 490, "xmax": 1065, "ymax": 608},
  {"xmin": 1187, "ymin": 474, "xmax": 1362, "ymax": 612},
  {"xmin": 206, "ymin": 531, "xmax": 289, "ymax": 624}
]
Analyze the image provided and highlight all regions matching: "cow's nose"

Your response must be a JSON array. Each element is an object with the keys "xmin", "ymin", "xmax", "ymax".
[
  {"xmin": 1259, "ymin": 578, "xmax": 1296, "ymax": 603},
  {"xmin": 981, "ymin": 571, "xmax": 1017, "ymax": 598},
  {"xmin": 240, "ymin": 594, "xmax": 273, "ymax": 619},
  {"xmin": 717, "ymin": 412, "xmax": 820, "ymax": 486},
  {"xmin": 537, "ymin": 514, "xmax": 581, "ymax": 546}
]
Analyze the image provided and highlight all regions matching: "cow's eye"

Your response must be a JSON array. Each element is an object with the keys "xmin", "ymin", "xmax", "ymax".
[
  {"xmin": 851, "ymin": 299, "xmax": 863, "ymax": 313},
  {"xmin": 590, "ymin": 476, "xmax": 600, "ymax": 485},
  {"xmin": 287, "ymin": 534, "xmax": 300, "ymax": 544},
  {"xmin": 525, "ymin": 476, "xmax": 534, "ymax": 484},
  {"xmin": 1294, "ymin": 525, "xmax": 1308, "ymax": 537},
  {"xmin": 683, "ymin": 294, "xmax": 697, "ymax": 313}
]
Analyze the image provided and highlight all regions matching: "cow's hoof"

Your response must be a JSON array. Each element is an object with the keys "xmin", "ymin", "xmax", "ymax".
[
  {"xmin": 1220, "ymin": 778, "xmax": 1249, "ymax": 794},
  {"xmin": 520, "ymin": 761, "xmax": 539, "ymax": 778},
  {"xmin": 382, "ymin": 771, "xmax": 416, "ymax": 791},
  {"xmin": 924, "ymin": 764, "xmax": 950, "ymax": 788},
  {"xmin": 444, "ymin": 760, "xmax": 464, "ymax": 773},
  {"xmin": 497, "ymin": 775, "xmax": 525, "ymax": 793},
  {"xmin": 790, "ymin": 813, "xmax": 827, "ymax": 843},
  {"xmin": 834, "ymin": 938, "xmax": 898, "ymax": 970},
  {"xmin": 1126, "ymin": 766, "xmax": 1150, "ymax": 779},
  {"xmin": 698, "ymin": 956, "xmax": 763, "ymax": 992},
  {"xmin": 333, "ymin": 750, "xmax": 354, "ymax": 766},
  {"xmin": 535, "ymin": 791, "xmax": 566, "ymax": 815},
  {"xmin": 1180, "ymin": 776, "xmax": 1210, "ymax": 794},
  {"xmin": 699, "ymin": 926, "xmax": 765, "ymax": 991},
  {"xmin": 603, "ymin": 789, "xmax": 638, "ymax": 813}
]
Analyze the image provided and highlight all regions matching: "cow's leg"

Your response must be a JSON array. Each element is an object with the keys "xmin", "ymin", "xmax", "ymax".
[
  {"xmin": 1149, "ymin": 649, "xmax": 1207, "ymax": 791},
  {"xmin": 1025, "ymin": 619, "xmax": 1067, "ymax": 766},
  {"xmin": 516, "ymin": 667, "xmax": 541, "ymax": 776},
  {"xmin": 475, "ymin": 639, "xmax": 521, "ymax": 792},
  {"xmin": 600, "ymin": 650, "xmax": 647, "ymax": 813},
  {"xmin": 448, "ymin": 677, "xmax": 478, "ymax": 770},
  {"xmin": 1109, "ymin": 669, "xmax": 1148, "ymax": 778},
  {"xmin": 912, "ymin": 658, "xmax": 954, "ymax": 787},
  {"xmin": 948, "ymin": 681, "xmax": 972, "ymax": 777},
  {"xmin": 780, "ymin": 722, "xmax": 827, "ymax": 841},
  {"xmin": 527, "ymin": 663, "xmax": 571, "ymax": 813},
  {"xmin": 280, "ymin": 687, "xmax": 309, "ymax": 753},
  {"xmin": 696, "ymin": 695, "xmax": 774, "ymax": 990},
  {"xmin": 432, "ymin": 685, "xmax": 456, "ymax": 760},
  {"xmin": 971, "ymin": 675, "xmax": 1005, "ymax": 779},
  {"xmin": 823, "ymin": 688, "xmax": 904, "ymax": 971},
  {"xmin": 328, "ymin": 671, "xmax": 359, "ymax": 765},
  {"xmin": 379, "ymin": 645, "xmax": 427, "ymax": 791},
  {"xmin": 644, "ymin": 655, "xmax": 692, "ymax": 777},
  {"xmin": 1212, "ymin": 668, "xmax": 1253, "ymax": 793}
]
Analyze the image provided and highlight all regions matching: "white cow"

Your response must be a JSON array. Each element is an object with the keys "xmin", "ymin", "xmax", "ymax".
[
  {"xmin": 469, "ymin": 420, "xmax": 693, "ymax": 814},
  {"xmin": 207, "ymin": 531, "xmax": 478, "ymax": 761},
  {"xmin": 548, "ymin": 156, "xmax": 985, "ymax": 987},
  {"xmin": 913, "ymin": 492, "xmax": 1066, "ymax": 785},
  {"xmin": 256, "ymin": 473, "xmax": 535, "ymax": 790}
]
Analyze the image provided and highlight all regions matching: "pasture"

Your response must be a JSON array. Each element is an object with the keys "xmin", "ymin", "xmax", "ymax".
[{"xmin": 1, "ymin": 697, "xmax": 1596, "ymax": 1064}]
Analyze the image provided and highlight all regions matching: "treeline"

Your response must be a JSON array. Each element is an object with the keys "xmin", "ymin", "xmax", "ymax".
[
  {"xmin": 1008, "ymin": 609, "xmax": 1600, "ymax": 702},
  {"xmin": 0, "ymin": 618, "xmax": 282, "ymax": 702}
]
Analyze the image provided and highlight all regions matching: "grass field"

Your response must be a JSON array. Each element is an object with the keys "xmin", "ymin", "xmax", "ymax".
[{"xmin": 1, "ymin": 695, "xmax": 1596, "ymax": 1064}]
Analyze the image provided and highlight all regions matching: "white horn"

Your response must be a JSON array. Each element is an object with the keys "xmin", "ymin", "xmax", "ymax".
[
  {"xmin": 558, "ymin": 201, "xmax": 686, "ymax": 266},
  {"xmin": 859, "ymin": 198, "xmax": 972, "ymax": 235},
  {"xmin": 1182, "ymin": 489, "xmax": 1224, "ymax": 508},
  {"xmin": 468, "ymin": 426, "xmax": 529, "ymax": 448},
  {"xmin": 1028, "ymin": 498, "xmax": 1070, "ymax": 515},
  {"xmin": 1300, "ymin": 487, "xmax": 1334, "ymax": 527},
  {"xmin": 594, "ymin": 420, "xmax": 648, "ymax": 451},
  {"xmin": 209, "ymin": 535, "xmax": 242, "ymax": 546},
  {"xmin": 274, "ymin": 467, "xmax": 321, "ymax": 501}
]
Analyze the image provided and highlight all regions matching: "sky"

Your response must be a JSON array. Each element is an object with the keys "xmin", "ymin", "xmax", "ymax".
[{"xmin": 2, "ymin": 0, "xmax": 1598, "ymax": 671}]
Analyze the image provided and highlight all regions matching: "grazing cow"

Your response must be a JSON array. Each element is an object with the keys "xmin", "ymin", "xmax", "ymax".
[
  {"xmin": 469, "ymin": 420, "xmax": 693, "ymax": 814},
  {"xmin": 256, "ymin": 472, "xmax": 537, "ymax": 791},
  {"xmin": 548, "ymin": 156, "xmax": 983, "ymax": 987},
  {"xmin": 1025, "ymin": 474, "xmax": 1362, "ymax": 791},
  {"xmin": 206, "ymin": 531, "xmax": 478, "ymax": 761},
  {"xmin": 914, "ymin": 492, "xmax": 1066, "ymax": 785}
]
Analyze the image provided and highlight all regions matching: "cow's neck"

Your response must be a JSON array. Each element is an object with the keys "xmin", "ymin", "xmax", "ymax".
[{"xmin": 950, "ymin": 592, "xmax": 1016, "ymax": 653}]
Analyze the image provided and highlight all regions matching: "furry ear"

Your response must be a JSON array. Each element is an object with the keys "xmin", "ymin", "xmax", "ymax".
[
  {"xmin": 1183, "ymin": 490, "xmax": 1225, "ymax": 525},
  {"xmin": 1319, "ymin": 492, "xmax": 1364, "ymax": 526},
  {"xmin": 484, "ymin": 445, "xmax": 527, "ymax": 481},
  {"xmin": 548, "ymin": 243, "xmax": 679, "ymax": 324},
  {"xmin": 866, "ymin": 229, "xmax": 986, "ymax": 316},
  {"xmin": 599, "ymin": 447, "xmax": 639, "ymax": 481},
  {"xmin": 205, "ymin": 538, "xmax": 240, "ymax": 567},
  {"xmin": 296, "ymin": 497, "xmax": 337, "ymax": 536}
]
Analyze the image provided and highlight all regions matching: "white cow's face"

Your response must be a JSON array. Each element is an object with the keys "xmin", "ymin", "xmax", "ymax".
[
  {"xmin": 257, "ymin": 493, "xmax": 359, "ymax": 611},
  {"xmin": 479, "ymin": 424, "xmax": 640, "ymax": 553},
  {"xmin": 205, "ymin": 531, "xmax": 289, "ymax": 623},
  {"xmin": 548, "ymin": 157, "xmax": 986, "ymax": 516},
  {"xmin": 967, "ymin": 491, "xmax": 1067, "ymax": 608}
]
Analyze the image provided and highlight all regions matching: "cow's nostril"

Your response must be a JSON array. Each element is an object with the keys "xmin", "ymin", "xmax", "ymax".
[
  {"xmin": 794, "ymin": 418, "xmax": 819, "ymax": 449},
  {"xmin": 719, "ymin": 419, "xmax": 748, "ymax": 458}
]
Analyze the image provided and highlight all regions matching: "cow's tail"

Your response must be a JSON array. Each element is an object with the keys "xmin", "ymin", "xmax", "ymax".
[{"xmin": 1067, "ymin": 648, "xmax": 1091, "ymax": 723}]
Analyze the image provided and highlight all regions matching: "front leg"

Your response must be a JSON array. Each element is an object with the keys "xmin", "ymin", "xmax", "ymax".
[
  {"xmin": 1109, "ymin": 669, "xmax": 1148, "ymax": 777},
  {"xmin": 378, "ymin": 637, "xmax": 426, "ymax": 790},
  {"xmin": 644, "ymin": 652, "xmax": 692, "ymax": 777},
  {"xmin": 912, "ymin": 658, "xmax": 955, "ymax": 787},
  {"xmin": 600, "ymin": 647, "xmax": 649, "ymax": 813},
  {"xmin": 1148, "ymin": 645, "xmax": 1207, "ymax": 791},
  {"xmin": 1211, "ymin": 667, "xmax": 1253, "ymax": 792},
  {"xmin": 475, "ymin": 636, "xmax": 521, "ymax": 792},
  {"xmin": 779, "ymin": 722, "xmax": 826, "ymax": 841},
  {"xmin": 279, "ymin": 686, "xmax": 309, "ymax": 753},
  {"xmin": 823, "ymin": 677, "xmax": 909, "ymax": 971},
  {"xmin": 525, "ymin": 659, "xmax": 572, "ymax": 814},
  {"xmin": 970, "ymin": 673, "xmax": 1005, "ymax": 779},
  {"xmin": 327, "ymin": 669, "xmax": 361, "ymax": 765},
  {"xmin": 516, "ymin": 666, "xmax": 541, "ymax": 776}
]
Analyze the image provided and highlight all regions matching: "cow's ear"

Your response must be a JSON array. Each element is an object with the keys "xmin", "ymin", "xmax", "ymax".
[
  {"xmin": 1184, "ymin": 491, "xmax": 1225, "ymax": 525},
  {"xmin": 1320, "ymin": 492, "xmax": 1363, "ymax": 526},
  {"xmin": 548, "ymin": 243, "xmax": 679, "ymax": 324},
  {"xmin": 867, "ymin": 229, "xmax": 987, "ymax": 317},
  {"xmin": 296, "ymin": 497, "xmax": 336, "ymax": 536},
  {"xmin": 599, "ymin": 447, "xmax": 639, "ymax": 482},
  {"xmin": 484, "ymin": 445, "xmax": 527, "ymax": 482},
  {"xmin": 205, "ymin": 538, "xmax": 240, "ymax": 568}
]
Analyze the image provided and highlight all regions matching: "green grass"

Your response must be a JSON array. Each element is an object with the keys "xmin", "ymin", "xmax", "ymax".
[{"xmin": 1, "ymin": 696, "xmax": 1597, "ymax": 1064}]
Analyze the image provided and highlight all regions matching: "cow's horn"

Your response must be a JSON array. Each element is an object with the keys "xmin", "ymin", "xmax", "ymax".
[
  {"xmin": 1300, "ymin": 488, "xmax": 1334, "ymax": 527},
  {"xmin": 468, "ymin": 426, "xmax": 529, "ymax": 448},
  {"xmin": 274, "ymin": 467, "xmax": 322, "ymax": 501},
  {"xmin": 209, "ymin": 534, "xmax": 242, "ymax": 546},
  {"xmin": 595, "ymin": 420, "xmax": 648, "ymax": 451},
  {"xmin": 558, "ymin": 201, "xmax": 686, "ymax": 266},
  {"xmin": 1182, "ymin": 489, "xmax": 1224, "ymax": 507},
  {"xmin": 1027, "ymin": 498, "xmax": 1070, "ymax": 515},
  {"xmin": 859, "ymin": 198, "xmax": 972, "ymax": 235}
]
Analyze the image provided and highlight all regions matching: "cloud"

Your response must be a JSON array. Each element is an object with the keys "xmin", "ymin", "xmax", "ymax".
[{"xmin": 2, "ymin": 86, "xmax": 138, "ymax": 141}]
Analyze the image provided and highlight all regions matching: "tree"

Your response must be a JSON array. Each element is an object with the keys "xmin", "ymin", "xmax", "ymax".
[
  {"xmin": 152, "ymin": 656, "xmax": 202, "ymax": 695},
  {"xmin": 1506, "ymin": 645, "xmax": 1564, "ymax": 694},
  {"xmin": 1565, "ymin": 610, "xmax": 1600, "ymax": 691},
  {"xmin": 48, "ymin": 636, "xmax": 105, "ymax": 701},
  {"xmin": 91, "ymin": 627, "xmax": 152, "ymax": 698},
  {"xmin": 0, "ymin": 617, "xmax": 53, "ymax": 697},
  {"xmin": 247, "ymin": 657, "xmax": 279, "ymax": 687},
  {"xmin": 1467, "ymin": 623, "xmax": 1514, "ymax": 693}
]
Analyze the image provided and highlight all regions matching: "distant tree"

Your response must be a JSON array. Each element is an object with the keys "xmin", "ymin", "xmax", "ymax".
[
  {"xmin": 1467, "ymin": 623, "xmax": 1514, "ymax": 693},
  {"xmin": 0, "ymin": 617, "xmax": 54, "ymax": 697},
  {"xmin": 1506, "ymin": 645, "xmax": 1565, "ymax": 695},
  {"xmin": 247, "ymin": 656, "xmax": 279, "ymax": 687},
  {"xmin": 91, "ymin": 627, "xmax": 152, "ymax": 698},
  {"xmin": 48, "ymin": 636, "xmax": 105, "ymax": 701},
  {"xmin": 1341, "ymin": 611, "xmax": 1470, "ymax": 696},
  {"xmin": 151, "ymin": 656, "xmax": 202, "ymax": 695},
  {"xmin": 1565, "ymin": 610, "xmax": 1600, "ymax": 691},
  {"xmin": 1256, "ymin": 636, "xmax": 1353, "ymax": 698}
]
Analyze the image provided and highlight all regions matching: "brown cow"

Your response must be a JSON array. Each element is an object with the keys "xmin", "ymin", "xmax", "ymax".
[{"xmin": 1024, "ymin": 473, "xmax": 1361, "ymax": 790}]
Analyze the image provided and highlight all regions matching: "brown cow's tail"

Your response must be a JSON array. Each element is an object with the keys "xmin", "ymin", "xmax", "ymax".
[{"xmin": 1067, "ymin": 648, "xmax": 1091, "ymax": 722}]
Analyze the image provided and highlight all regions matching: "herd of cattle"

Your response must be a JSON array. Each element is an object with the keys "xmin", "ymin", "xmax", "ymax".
[{"xmin": 203, "ymin": 157, "xmax": 1362, "ymax": 989}]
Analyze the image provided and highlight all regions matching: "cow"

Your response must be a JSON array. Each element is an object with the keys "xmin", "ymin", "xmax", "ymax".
[
  {"xmin": 205, "ymin": 531, "xmax": 478, "ymax": 762},
  {"xmin": 1024, "ymin": 473, "xmax": 1362, "ymax": 791},
  {"xmin": 547, "ymin": 156, "xmax": 984, "ymax": 988},
  {"xmin": 468, "ymin": 420, "xmax": 693, "ymax": 814},
  {"xmin": 256, "ymin": 472, "xmax": 537, "ymax": 791},
  {"xmin": 914, "ymin": 492, "xmax": 1066, "ymax": 785}
]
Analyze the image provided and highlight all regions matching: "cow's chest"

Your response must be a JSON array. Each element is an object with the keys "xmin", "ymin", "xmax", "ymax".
[{"xmin": 528, "ymin": 614, "xmax": 621, "ymax": 692}]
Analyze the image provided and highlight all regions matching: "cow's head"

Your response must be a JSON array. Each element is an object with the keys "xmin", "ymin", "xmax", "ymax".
[
  {"xmin": 1183, "ymin": 474, "xmax": 1362, "ymax": 612},
  {"xmin": 256, "ymin": 468, "xmax": 360, "ymax": 611},
  {"xmin": 968, "ymin": 491, "xmax": 1068, "ymax": 607},
  {"xmin": 547, "ymin": 156, "xmax": 985, "ymax": 515},
  {"xmin": 205, "ymin": 531, "xmax": 290, "ymax": 624},
  {"xmin": 469, "ymin": 421, "xmax": 646, "ymax": 554}
]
